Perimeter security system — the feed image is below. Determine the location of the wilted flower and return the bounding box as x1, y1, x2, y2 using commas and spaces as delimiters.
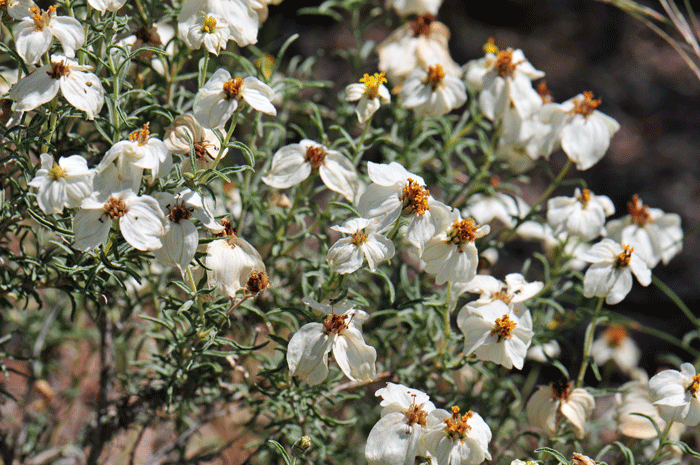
590, 325, 640, 375
262, 140, 359, 202
606, 194, 683, 268
526, 379, 595, 439
29, 153, 94, 215
457, 300, 533, 370
164, 113, 225, 170
452, 273, 542, 314
580, 239, 651, 305
10, 55, 104, 120
287, 297, 376, 385
649, 362, 700, 426
206, 229, 266, 298
326, 218, 395, 274
366, 383, 435, 465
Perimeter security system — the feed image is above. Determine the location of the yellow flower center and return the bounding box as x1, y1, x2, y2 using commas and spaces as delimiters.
447, 218, 480, 247
31, 5, 56, 31
425, 64, 445, 90
47, 60, 70, 80
405, 396, 428, 426
495, 50, 521, 77
571, 91, 601, 117
444, 406, 473, 440
603, 324, 628, 348
402, 178, 430, 216
49, 163, 66, 181
483, 37, 498, 55
359, 72, 387, 99
304, 145, 326, 168
577, 188, 591, 207
492, 290, 512, 305
627, 194, 653, 226
323, 313, 349, 334
351, 231, 368, 245
201, 15, 217, 33
223, 77, 244, 100
491, 314, 516, 341
688, 374, 700, 396
104, 197, 127, 220
128, 123, 150, 146
615, 244, 634, 268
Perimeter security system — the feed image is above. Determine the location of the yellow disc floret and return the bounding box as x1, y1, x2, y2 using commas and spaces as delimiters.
615, 244, 634, 268
351, 231, 368, 245
360, 72, 387, 99
402, 178, 430, 216
577, 188, 591, 206
425, 64, 445, 90
483, 38, 498, 55
129, 123, 150, 146
571, 91, 601, 117
491, 314, 516, 341
223, 77, 244, 100
444, 406, 473, 440
202, 15, 217, 34
688, 374, 700, 396
447, 218, 479, 246
49, 163, 67, 181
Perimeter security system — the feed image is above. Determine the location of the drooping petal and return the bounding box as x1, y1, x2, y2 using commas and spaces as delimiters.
9, 65, 60, 111
50, 16, 85, 58
319, 152, 359, 202
286, 323, 333, 385
262, 144, 311, 189
59, 70, 104, 120
73, 208, 111, 251
365, 413, 422, 465
119, 195, 166, 251
333, 325, 376, 382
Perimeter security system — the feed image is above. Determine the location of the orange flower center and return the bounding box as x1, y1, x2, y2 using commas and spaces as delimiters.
129, 123, 150, 146
323, 313, 349, 334
577, 188, 591, 207
627, 194, 653, 226
444, 406, 473, 440
495, 50, 521, 77
425, 64, 445, 90
49, 163, 66, 181
405, 397, 428, 426
402, 178, 430, 216
492, 290, 512, 305
31, 5, 56, 31
537, 80, 554, 103
688, 374, 700, 396
351, 231, 368, 245
571, 91, 601, 117
615, 244, 634, 268
491, 314, 516, 341
551, 378, 571, 401
447, 218, 479, 246
223, 77, 244, 100
104, 197, 127, 220
47, 60, 70, 80
305, 145, 326, 168
603, 324, 628, 348
409, 14, 434, 37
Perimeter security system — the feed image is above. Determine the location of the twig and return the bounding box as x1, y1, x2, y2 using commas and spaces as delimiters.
86, 312, 114, 465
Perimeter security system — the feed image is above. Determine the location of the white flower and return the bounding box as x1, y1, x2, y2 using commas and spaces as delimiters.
526, 380, 595, 439
73, 168, 166, 252
547, 188, 615, 241
543, 92, 620, 170
28, 153, 94, 215
88, 0, 127, 12
516, 221, 591, 271
14, 4, 84, 64
457, 300, 533, 370
527, 340, 561, 363
366, 383, 435, 465
605, 194, 683, 268
580, 239, 651, 305
96, 123, 172, 184
452, 273, 542, 313
400, 64, 466, 117
327, 218, 395, 274
184, 13, 231, 55
422, 406, 492, 465
616, 374, 671, 439
1, 0, 34, 20
346, 72, 391, 123
111, 22, 175, 77
178, 0, 260, 48
262, 140, 359, 202
386, 0, 442, 16
206, 232, 266, 298
9, 55, 104, 120
377, 16, 461, 85
358, 161, 438, 252
463, 191, 529, 229
590, 325, 640, 375
153, 189, 224, 271
193, 68, 275, 129
476, 46, 545, 122
164, 113, 225, 170
422, 205, 490, 285
494, 106, 555, 173
287, 297, 376, 385
649, 363, 700, 426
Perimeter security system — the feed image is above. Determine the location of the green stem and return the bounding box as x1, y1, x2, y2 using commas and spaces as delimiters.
352, 116, 373, 166
207, 112, 239, 174
186, 266, 204, 320
439, 282, 453, 355
648, 420, 674, 463
576, 296, 604, 388
198, 53, 210, 88
652, 274, 700, 328
41, 98, 59, 153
